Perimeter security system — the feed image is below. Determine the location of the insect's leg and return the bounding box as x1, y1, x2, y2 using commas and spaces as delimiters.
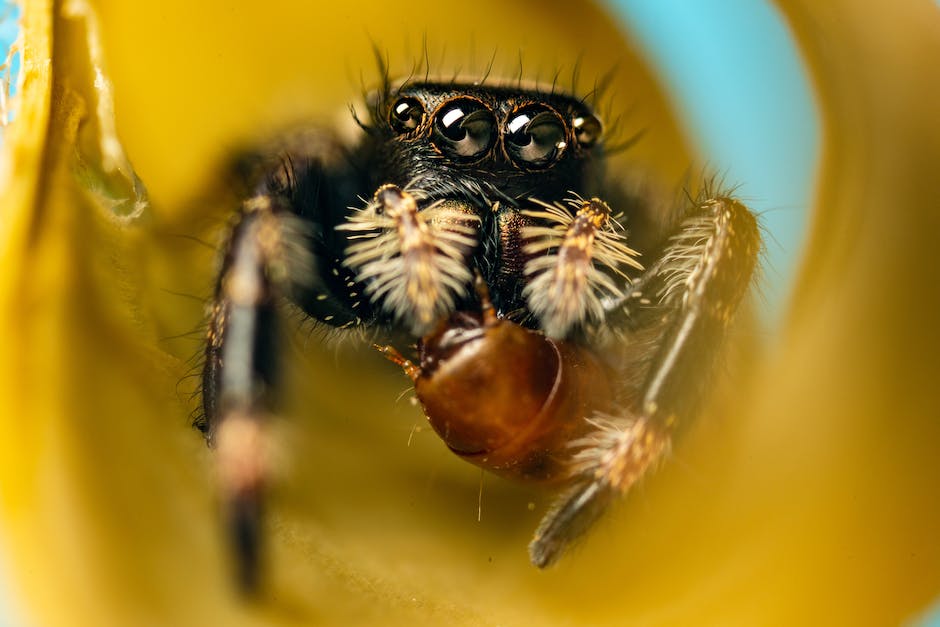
529, 194, 761, 567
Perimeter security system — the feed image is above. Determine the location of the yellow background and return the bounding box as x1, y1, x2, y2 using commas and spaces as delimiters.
0, 1, 938, 625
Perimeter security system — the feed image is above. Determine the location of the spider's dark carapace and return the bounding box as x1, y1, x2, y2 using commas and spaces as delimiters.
198, 77, 761, 591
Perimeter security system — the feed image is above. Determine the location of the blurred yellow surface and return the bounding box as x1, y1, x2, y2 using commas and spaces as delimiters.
0, 0, 938, 626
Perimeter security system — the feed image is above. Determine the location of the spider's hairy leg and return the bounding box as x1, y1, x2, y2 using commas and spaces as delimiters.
529, 193, 761, 568
201, 192, 299, 593
200, 138, 361, 592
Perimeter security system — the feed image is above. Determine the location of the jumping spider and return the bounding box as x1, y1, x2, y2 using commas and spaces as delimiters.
197, 73, 760, 591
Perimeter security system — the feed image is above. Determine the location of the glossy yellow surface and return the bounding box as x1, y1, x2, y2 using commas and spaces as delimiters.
0, 1, 938, 625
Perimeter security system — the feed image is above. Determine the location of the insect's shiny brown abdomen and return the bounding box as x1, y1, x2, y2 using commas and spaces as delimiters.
415, 313, 616, 482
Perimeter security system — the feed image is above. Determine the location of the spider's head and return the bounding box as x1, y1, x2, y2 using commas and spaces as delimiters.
339, 82, 616, 336
364, 82, 604, 209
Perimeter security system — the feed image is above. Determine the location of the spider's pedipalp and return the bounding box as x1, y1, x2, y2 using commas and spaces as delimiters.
521, 197, 643, 338
338, 185, 481, 334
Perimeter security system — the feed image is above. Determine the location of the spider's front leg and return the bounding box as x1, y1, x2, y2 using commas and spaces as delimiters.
529, 192, 761, 567
199, 143, 361, 592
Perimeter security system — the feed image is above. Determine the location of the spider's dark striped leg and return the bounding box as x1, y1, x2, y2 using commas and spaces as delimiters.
200, 147, 360, 592
529, 193, 761, 567
202, 196, 286, 593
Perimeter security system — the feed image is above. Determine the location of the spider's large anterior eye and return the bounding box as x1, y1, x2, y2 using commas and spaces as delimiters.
389, 96, 425, 134
573, 113, 602, 149
505, 106, 567, 168
432, 98, 496, 162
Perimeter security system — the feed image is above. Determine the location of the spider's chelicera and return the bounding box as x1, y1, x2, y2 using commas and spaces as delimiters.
197, 77, 760, 591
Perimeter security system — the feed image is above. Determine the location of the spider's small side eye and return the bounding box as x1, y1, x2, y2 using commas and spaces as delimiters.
573, 114, 602, 149
389, 97, 425, 134
505, 105, 567, 168
432, 98, 496, 162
